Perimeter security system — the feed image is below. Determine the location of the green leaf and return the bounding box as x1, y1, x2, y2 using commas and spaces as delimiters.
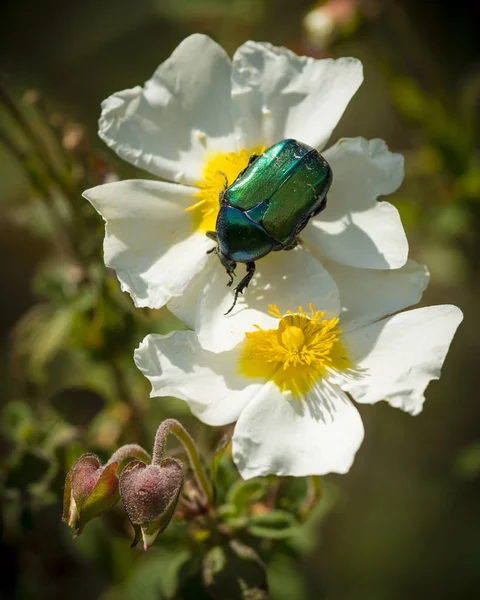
123, 546, 191, 600
267, 554, 308, 600
226, 478, 268, 514
248, 510, 298, 540
202, 540, 268, 600
1, 400, 35, 442
13, 303, 75, 383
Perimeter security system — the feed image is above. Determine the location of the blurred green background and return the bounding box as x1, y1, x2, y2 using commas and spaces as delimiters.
0, 0, 479, 598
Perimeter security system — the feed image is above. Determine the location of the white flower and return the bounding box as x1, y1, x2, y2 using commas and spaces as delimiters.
134, 270, 462, 478
83, 34, 409, 351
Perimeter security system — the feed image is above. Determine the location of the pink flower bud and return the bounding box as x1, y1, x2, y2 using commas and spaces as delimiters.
119, 458, 183, 550
62, 453, 120, 536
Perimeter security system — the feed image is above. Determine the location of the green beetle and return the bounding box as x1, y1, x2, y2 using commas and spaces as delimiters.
207, 139, 332, 314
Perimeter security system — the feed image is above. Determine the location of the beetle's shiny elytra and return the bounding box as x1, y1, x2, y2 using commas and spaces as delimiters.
206, 139, 332, 314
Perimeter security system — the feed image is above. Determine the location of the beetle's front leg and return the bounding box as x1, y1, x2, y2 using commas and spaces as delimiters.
225, 262, 256, 315
217, 172, 229, 204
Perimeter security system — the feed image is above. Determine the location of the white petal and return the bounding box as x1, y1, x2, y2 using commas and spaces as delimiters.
83, 180, 211, 308
343, 305, 463, 415
325, 259, 430, 331
302, 138, 408, 269
99, 34, 236, 185
232, 380, 364, 478
231, 41, 363, 149
134, 331, 261, 426
194, 246, 340, 352
167, 269, 208, 330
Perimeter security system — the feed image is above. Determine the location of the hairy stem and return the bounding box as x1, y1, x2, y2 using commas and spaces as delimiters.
107, 443, 151, 466
153, 419, 213, 506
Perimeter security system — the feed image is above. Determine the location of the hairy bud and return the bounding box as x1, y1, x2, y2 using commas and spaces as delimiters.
62, 453, 120, 536
119, 458, 183, 550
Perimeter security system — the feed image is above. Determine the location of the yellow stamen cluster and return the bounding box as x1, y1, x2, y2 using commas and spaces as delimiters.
240, 304, 351, 396
186, 146, 265, 232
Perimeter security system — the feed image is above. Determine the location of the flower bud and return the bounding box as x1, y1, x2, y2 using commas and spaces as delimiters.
119, 458, 183, 550
62, 453, 120, 536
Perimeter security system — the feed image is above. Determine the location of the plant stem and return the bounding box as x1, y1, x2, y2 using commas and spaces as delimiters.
297, 476, 322, 521
0, 86, 74, 199
0, 126, 81, 263
107, 443, 151, 466
153, 419, 214, 507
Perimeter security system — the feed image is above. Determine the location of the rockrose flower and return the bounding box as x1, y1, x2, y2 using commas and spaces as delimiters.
134, 275, 462, 478
83, 34, 408, 351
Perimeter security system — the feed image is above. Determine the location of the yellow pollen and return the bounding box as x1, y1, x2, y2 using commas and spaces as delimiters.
281, 326, 305, 352
239, 303, 351, 397
187, 146, 266, 232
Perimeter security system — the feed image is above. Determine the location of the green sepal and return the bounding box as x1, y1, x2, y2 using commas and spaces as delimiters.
76, 461, 120, 533
140, 487, 180, 551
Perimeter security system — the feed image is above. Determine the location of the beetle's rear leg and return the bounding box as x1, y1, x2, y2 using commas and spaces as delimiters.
225, 262, 256, 315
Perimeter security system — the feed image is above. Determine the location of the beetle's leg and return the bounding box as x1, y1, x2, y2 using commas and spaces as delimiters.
217, 171, 229, 204
225, 262, 256, 315
226, 269, 236, 287
205, 231, 218, 254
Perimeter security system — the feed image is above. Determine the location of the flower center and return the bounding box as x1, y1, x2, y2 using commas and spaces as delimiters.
187, 146, 266, 232
239, 304, 351, 396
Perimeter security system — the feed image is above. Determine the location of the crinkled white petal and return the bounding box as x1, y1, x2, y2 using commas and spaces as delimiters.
231, 41, 363, 149
343, 305, 463, 415
324, 259, 430, 331
232, 380, 364, 478
193, 246, 340, 352
167, 268, 209, 330
134, 331, 262, 426
83, 179, 211, 308
99, 34, 237, 185
302, 137, 408, 269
